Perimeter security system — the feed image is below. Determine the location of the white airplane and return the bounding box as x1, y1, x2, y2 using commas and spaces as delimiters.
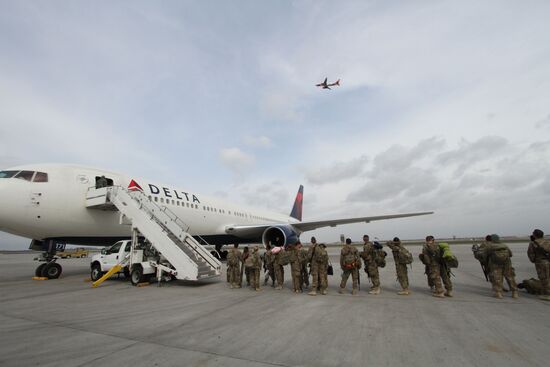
0, 163, 433, 278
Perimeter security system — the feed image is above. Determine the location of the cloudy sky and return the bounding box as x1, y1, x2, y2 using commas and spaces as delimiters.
1, 1, 550, 249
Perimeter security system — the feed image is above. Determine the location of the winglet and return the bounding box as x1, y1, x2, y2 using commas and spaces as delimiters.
290, 185, 304, 221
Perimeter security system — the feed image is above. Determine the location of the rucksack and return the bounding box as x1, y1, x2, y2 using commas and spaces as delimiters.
227, 250, 238, 267
491, 249, 510, 265
316, 247, 328, 264
244, 254, 255, 269
278, 251, 290, 266
397, 247, 413, 265
439, 243, 458, 268
343, 250, 357, 270
374, 249, 387, 268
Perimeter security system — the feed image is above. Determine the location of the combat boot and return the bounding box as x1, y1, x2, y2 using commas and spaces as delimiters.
321, 289, 327, 295
308, 290, 317, 296
275, 285, 283, 290
432, 292, 445, 298
512, 290, 519, 299
368, 287, 380, 295
230, 284, 234, 289
494, 291, 503, 299
444, 290, 453, 297
338, 287, 345, 294
352, 289, 358, 295
397, 289, 410, 296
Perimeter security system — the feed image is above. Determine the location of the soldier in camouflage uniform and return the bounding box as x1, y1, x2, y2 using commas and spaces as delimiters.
527, 229, 550, 301
289, 243, 303, 293
250, 245, 262, 291
387, 237, 411, 295
422, 235, 450, 298
263, 244, 275, 287
361, 235, 381, 295
339, 238, 361, 295
273, 247, 285, 290
307, 237, 321, 295
227, 244, 242, 289
308, 243, 329, 296
477, 234, 518, 299
298, 242, 310, 290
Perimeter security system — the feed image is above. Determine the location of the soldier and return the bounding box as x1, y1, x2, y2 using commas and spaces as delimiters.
339, 238, 361, 295
527, 229, 550, 301
477, 234, 518, 299
473, 235, 495, 284
241, 247, 250, 287
250, 245, 262, 291
298, 242, 310, 290
227, 244, 242, 289
96, 175, 108, 189
309, 243, 330, 296
289, 243, 302, 293
307, 237, 321, 295
518, 278, 544, 295
361, 235, 381, 295
422, 235, 452, 298
387, 237, 411, 295
263, 244, 275, 287
273, 246, 285, 290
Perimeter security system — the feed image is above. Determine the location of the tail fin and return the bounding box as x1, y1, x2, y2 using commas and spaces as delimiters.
290, 185, 304, 221
335, 79, 340, 86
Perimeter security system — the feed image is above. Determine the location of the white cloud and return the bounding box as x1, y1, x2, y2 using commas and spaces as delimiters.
243, 135, 273, 148
219, 148, 255, 175
305, 155, 369, 185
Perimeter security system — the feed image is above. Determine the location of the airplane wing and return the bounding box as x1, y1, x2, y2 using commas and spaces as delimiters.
291, 211, 433, 232
225, 211, 433, 239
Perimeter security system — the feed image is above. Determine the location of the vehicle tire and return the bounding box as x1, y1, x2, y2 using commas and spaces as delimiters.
42, 263, 62, 279
67, 255, 71, 259
130, 267, 144, 286
81, 254, 87, 258
35, 263, 47, 277
90, 263, 103, 281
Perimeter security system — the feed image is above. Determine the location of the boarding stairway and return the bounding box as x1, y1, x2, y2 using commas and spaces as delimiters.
86, 186, 221, 281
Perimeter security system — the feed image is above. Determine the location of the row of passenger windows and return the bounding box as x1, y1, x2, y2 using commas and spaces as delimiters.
0, 170, 48, 182
146, 194, 271, 221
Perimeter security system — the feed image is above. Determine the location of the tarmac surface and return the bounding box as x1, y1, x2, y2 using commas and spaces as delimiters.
0, 243, 549, 367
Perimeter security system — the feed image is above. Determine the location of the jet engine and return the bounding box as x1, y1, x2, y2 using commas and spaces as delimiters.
262, 225, 299, 247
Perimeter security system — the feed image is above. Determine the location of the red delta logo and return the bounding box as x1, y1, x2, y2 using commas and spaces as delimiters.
128, 179, 143, 192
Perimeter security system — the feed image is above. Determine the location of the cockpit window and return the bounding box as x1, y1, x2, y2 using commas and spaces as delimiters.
33, 172, 48, 182
0, 171, 19, 178
14, 170, 35, 181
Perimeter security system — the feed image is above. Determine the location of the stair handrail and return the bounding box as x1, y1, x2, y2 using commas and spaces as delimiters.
97, 186, 220, 270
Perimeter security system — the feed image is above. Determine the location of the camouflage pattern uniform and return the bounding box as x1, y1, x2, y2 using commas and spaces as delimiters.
422, 240, 445, 297
308, 242, 321, 293
473, 240, 495, 284
273, 249, 285, 290
387, 239, 410, 295
527, 235, 550, 301
339, 242, 361, 295
361, 240, 381, 294
263, 248, 275, 287
479, 238, 517, 299
299, 246, 310, 289
289, 245, 302, 292
227, 247, 242, 289
250, 246, 262, 291
518, 278, 543, 295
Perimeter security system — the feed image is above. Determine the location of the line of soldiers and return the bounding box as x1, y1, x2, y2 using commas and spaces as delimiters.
225, 228, 550, 301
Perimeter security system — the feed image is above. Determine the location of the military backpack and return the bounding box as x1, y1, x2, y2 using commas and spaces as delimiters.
491, 249, 510, 265
227, 250, 239, 267
396, 247, 413, 265
244, 254, 255, 269
374, 249, 387, 268
278, 250, 290, 266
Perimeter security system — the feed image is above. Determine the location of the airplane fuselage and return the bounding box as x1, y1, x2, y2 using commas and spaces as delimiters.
0, 164, 297, 247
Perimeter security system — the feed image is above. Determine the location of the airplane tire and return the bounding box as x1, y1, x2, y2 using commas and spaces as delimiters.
130, 267, 144, 286
42, 263, 62, 279
90, 263, 103, 281
35, 263, 47, 277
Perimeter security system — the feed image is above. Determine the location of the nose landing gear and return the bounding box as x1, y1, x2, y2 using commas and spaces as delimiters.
31, 239, 64, 279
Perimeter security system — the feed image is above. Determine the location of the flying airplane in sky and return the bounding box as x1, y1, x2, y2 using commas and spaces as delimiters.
0, 164, 433, 278
316, 77, 341, 89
